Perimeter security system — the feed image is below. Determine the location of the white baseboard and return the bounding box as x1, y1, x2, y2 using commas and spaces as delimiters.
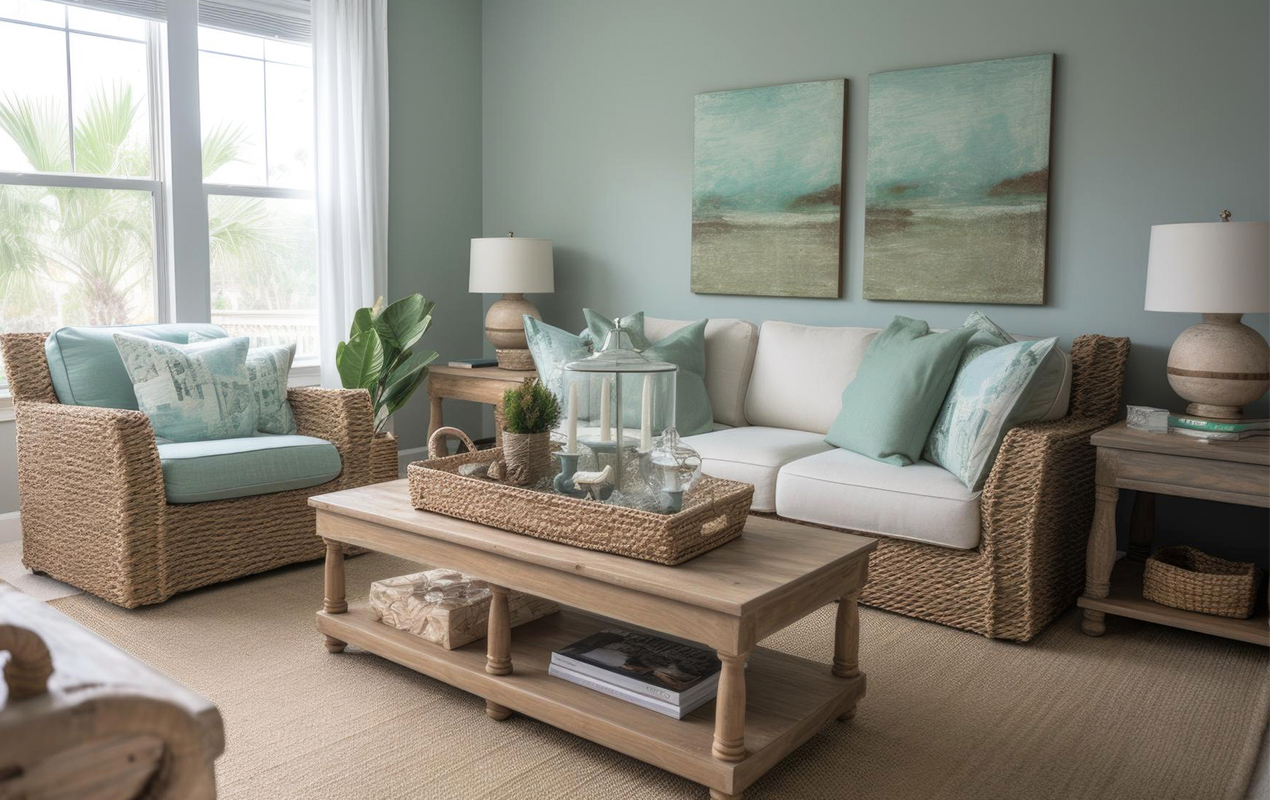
0, 511, 20, 543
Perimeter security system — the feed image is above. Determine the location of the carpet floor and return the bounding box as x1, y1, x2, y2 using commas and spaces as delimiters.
47, 552, 1269, 800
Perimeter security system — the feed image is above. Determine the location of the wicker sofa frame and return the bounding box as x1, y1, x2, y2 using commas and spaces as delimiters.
771, 334, 1131, 642
1, 332, 400, 608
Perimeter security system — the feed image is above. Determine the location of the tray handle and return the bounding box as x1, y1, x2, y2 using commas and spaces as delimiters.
0, 624, 53, 701
429, 426, 479, 460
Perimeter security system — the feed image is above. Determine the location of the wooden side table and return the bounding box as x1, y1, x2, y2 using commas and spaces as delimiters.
427, 365, 537, 447
1078, 421, 1269, 646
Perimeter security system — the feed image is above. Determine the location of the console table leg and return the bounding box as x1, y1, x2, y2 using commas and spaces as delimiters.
485, 584, 513, 676
485, 701, 512, 720
322, 539, 347, 653
709, 790, 742, 800
711, 651, 748, 762
1082, 485, 1119, 636
833, 589, 861, 721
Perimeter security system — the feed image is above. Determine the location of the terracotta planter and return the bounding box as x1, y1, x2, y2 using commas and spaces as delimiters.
370, 431, 399, 484
500, 430, 552, 485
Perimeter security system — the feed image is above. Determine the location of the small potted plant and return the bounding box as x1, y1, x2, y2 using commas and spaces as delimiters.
336, 294, 438, 482
500, 377, 560, 485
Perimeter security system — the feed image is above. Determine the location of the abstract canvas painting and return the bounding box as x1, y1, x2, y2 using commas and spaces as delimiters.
864, 54, 1053, 304
692, 79, 845, 298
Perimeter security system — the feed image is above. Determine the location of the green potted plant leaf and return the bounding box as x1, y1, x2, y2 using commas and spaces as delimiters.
499, 377, 560, 485
336, 294, 438, 481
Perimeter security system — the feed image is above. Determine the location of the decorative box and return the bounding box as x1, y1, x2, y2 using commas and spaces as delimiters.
369, 569, 560, 649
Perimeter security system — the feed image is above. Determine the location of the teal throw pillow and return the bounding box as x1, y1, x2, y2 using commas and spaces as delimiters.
581, 309, 651, 350
924, 336, 1059, 490
523, 316, 594, 402
189, 333, 297, 435
113, 333, 258, 442
824, 316, 977, 466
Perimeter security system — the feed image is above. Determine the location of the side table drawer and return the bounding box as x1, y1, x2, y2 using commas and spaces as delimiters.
1099, 447, 1270, 508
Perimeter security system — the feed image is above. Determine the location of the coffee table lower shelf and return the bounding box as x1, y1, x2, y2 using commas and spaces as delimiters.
317, 606, 865, 798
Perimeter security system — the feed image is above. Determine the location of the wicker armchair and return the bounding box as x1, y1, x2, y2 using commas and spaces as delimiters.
1, 332, 400, 608
782, 334, 1132, 642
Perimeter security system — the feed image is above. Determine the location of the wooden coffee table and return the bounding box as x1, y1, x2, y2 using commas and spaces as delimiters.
311, 480, 875, 800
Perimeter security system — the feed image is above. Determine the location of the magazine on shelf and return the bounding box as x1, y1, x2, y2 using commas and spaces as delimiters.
551, 628, 721, 706
447, 358, 499, 369
1171, 427, 1268, 442
547, 663, 714, 719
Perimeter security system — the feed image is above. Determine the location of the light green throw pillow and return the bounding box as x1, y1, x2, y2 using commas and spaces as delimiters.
582, 309, 651, 350
113, 333, 258, 442
189, 333, 296, 435
824, 316, 977, 466
523, 316, 595, 402
924, 336, 1059, 490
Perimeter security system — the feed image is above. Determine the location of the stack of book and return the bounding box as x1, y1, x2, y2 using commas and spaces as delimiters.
549, 628, 721, 719
1167, 415, 1269, 442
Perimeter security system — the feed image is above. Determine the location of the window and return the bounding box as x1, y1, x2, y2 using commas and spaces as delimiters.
200, 25, 317, 361
0, 0, 163, 382
0, 0, 317, 390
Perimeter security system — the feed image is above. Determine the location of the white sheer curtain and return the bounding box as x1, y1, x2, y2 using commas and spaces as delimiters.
313, 0, 389, 388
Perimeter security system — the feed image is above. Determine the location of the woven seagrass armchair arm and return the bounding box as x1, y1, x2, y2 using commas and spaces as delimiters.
976, 333, 1130, 639
288, 387, 375, 482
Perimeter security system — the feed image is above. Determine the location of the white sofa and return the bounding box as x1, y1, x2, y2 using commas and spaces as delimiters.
643, 316, 1130, 641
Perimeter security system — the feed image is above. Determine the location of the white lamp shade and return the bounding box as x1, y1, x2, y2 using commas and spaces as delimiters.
469, 236, 554, 294
1145, 221, 1269, 313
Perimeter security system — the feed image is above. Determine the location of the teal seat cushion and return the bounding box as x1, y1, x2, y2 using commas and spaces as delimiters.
157, 435, 342, 504
46, 323, 228, 409
825, 316, 978, 466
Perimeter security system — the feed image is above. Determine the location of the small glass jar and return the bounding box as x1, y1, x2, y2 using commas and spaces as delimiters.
641, 427, 703, 512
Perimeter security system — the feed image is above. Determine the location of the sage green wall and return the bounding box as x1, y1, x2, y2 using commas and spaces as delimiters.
388, 0, 485, 454
481, 0, 1269, 563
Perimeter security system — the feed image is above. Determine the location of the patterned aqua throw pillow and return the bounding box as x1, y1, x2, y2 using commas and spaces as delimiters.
924, 334, 1059, 491
113, 333, 258, 442
189, 333, 296, 434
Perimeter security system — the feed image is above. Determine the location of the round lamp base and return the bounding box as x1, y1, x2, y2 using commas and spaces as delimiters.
1166, 313, 1269, 420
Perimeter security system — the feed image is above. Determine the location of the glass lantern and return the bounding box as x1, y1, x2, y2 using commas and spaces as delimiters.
641, 428, 703, 512
554, 319, 677, 505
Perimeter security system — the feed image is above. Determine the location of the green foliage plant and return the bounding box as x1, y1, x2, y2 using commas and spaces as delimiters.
335, 294, 438, 432
502, 377, 561, 435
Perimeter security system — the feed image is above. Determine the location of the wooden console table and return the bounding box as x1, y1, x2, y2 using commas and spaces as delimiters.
427, 365, 536, 447
1079, 422, 1269, 645
311, 480, 875, 800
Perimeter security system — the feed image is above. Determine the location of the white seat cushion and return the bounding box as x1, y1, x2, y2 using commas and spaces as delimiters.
645, 317, 759, 428
683, 427, 833, 512
744, 321, 879, 434
775, 449, 982, 550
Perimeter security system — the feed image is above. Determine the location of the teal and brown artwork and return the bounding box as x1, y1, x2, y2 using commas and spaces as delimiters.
864, 54, 1054, 305
692, 79, 845, 298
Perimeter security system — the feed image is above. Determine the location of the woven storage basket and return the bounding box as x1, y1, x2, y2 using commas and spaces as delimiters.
408, 427, 754, 566
1143, 546, 1261, 619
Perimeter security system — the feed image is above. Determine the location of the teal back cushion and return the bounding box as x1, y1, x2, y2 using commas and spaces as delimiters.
46, 323, 228, 409
824, 316, 977, 466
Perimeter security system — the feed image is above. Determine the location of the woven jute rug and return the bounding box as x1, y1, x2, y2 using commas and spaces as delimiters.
48, 552, 1269, 800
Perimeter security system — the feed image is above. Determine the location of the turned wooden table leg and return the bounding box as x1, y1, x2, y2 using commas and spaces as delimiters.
322, 540, 347, 653
709, 790, 742, 800
428, 393, 443, 442
711, 651, 748, 763
494, 405, 506, 448
833, 589, 861, 721
1082, 485, 1120, 636
1127, 491, 1155, 563
485, 584, 513, 720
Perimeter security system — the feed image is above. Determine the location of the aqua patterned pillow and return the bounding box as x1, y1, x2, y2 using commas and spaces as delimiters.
189, 333, 296, 435
924, 336, 1059, 490
113, 333, 258, 442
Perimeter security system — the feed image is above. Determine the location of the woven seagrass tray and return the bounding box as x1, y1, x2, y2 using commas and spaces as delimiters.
1143, 546, 1261, 619
407, 427, 754, 566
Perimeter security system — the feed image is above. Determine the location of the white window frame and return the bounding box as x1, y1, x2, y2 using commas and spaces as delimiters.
0, 0, 320, 403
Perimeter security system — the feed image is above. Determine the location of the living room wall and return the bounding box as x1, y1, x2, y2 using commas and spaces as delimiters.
481, 0, 1269, 561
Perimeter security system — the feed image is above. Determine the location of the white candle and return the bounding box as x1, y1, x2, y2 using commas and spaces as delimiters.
566, 382, 578, 454
640, 375, 652, 451
599, 377, 611, 443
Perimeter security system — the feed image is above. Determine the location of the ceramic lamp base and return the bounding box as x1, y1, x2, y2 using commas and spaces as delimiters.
1166, 313, 1270, 420
485, 293, 541, 371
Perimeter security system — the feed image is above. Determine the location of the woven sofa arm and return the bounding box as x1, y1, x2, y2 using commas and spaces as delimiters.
288, 387, 375, 481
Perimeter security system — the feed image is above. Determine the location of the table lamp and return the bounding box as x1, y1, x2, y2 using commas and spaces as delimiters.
469, 233, 554, 370
1145, 213, 1269, 419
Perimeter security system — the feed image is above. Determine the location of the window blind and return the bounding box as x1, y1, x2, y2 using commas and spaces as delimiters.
56, 0, 311, 42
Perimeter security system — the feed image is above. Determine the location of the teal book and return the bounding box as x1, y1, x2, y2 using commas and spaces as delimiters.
1168, 416, 1269, 433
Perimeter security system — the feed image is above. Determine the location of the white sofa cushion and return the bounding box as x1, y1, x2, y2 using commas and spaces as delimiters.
646, 317, 758, 428
683, 426, 833, 513
744, 322, 879, 434
775, 448, 982, 550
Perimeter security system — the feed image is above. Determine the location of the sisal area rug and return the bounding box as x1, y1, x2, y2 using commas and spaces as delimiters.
48, 553, 1268, 800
